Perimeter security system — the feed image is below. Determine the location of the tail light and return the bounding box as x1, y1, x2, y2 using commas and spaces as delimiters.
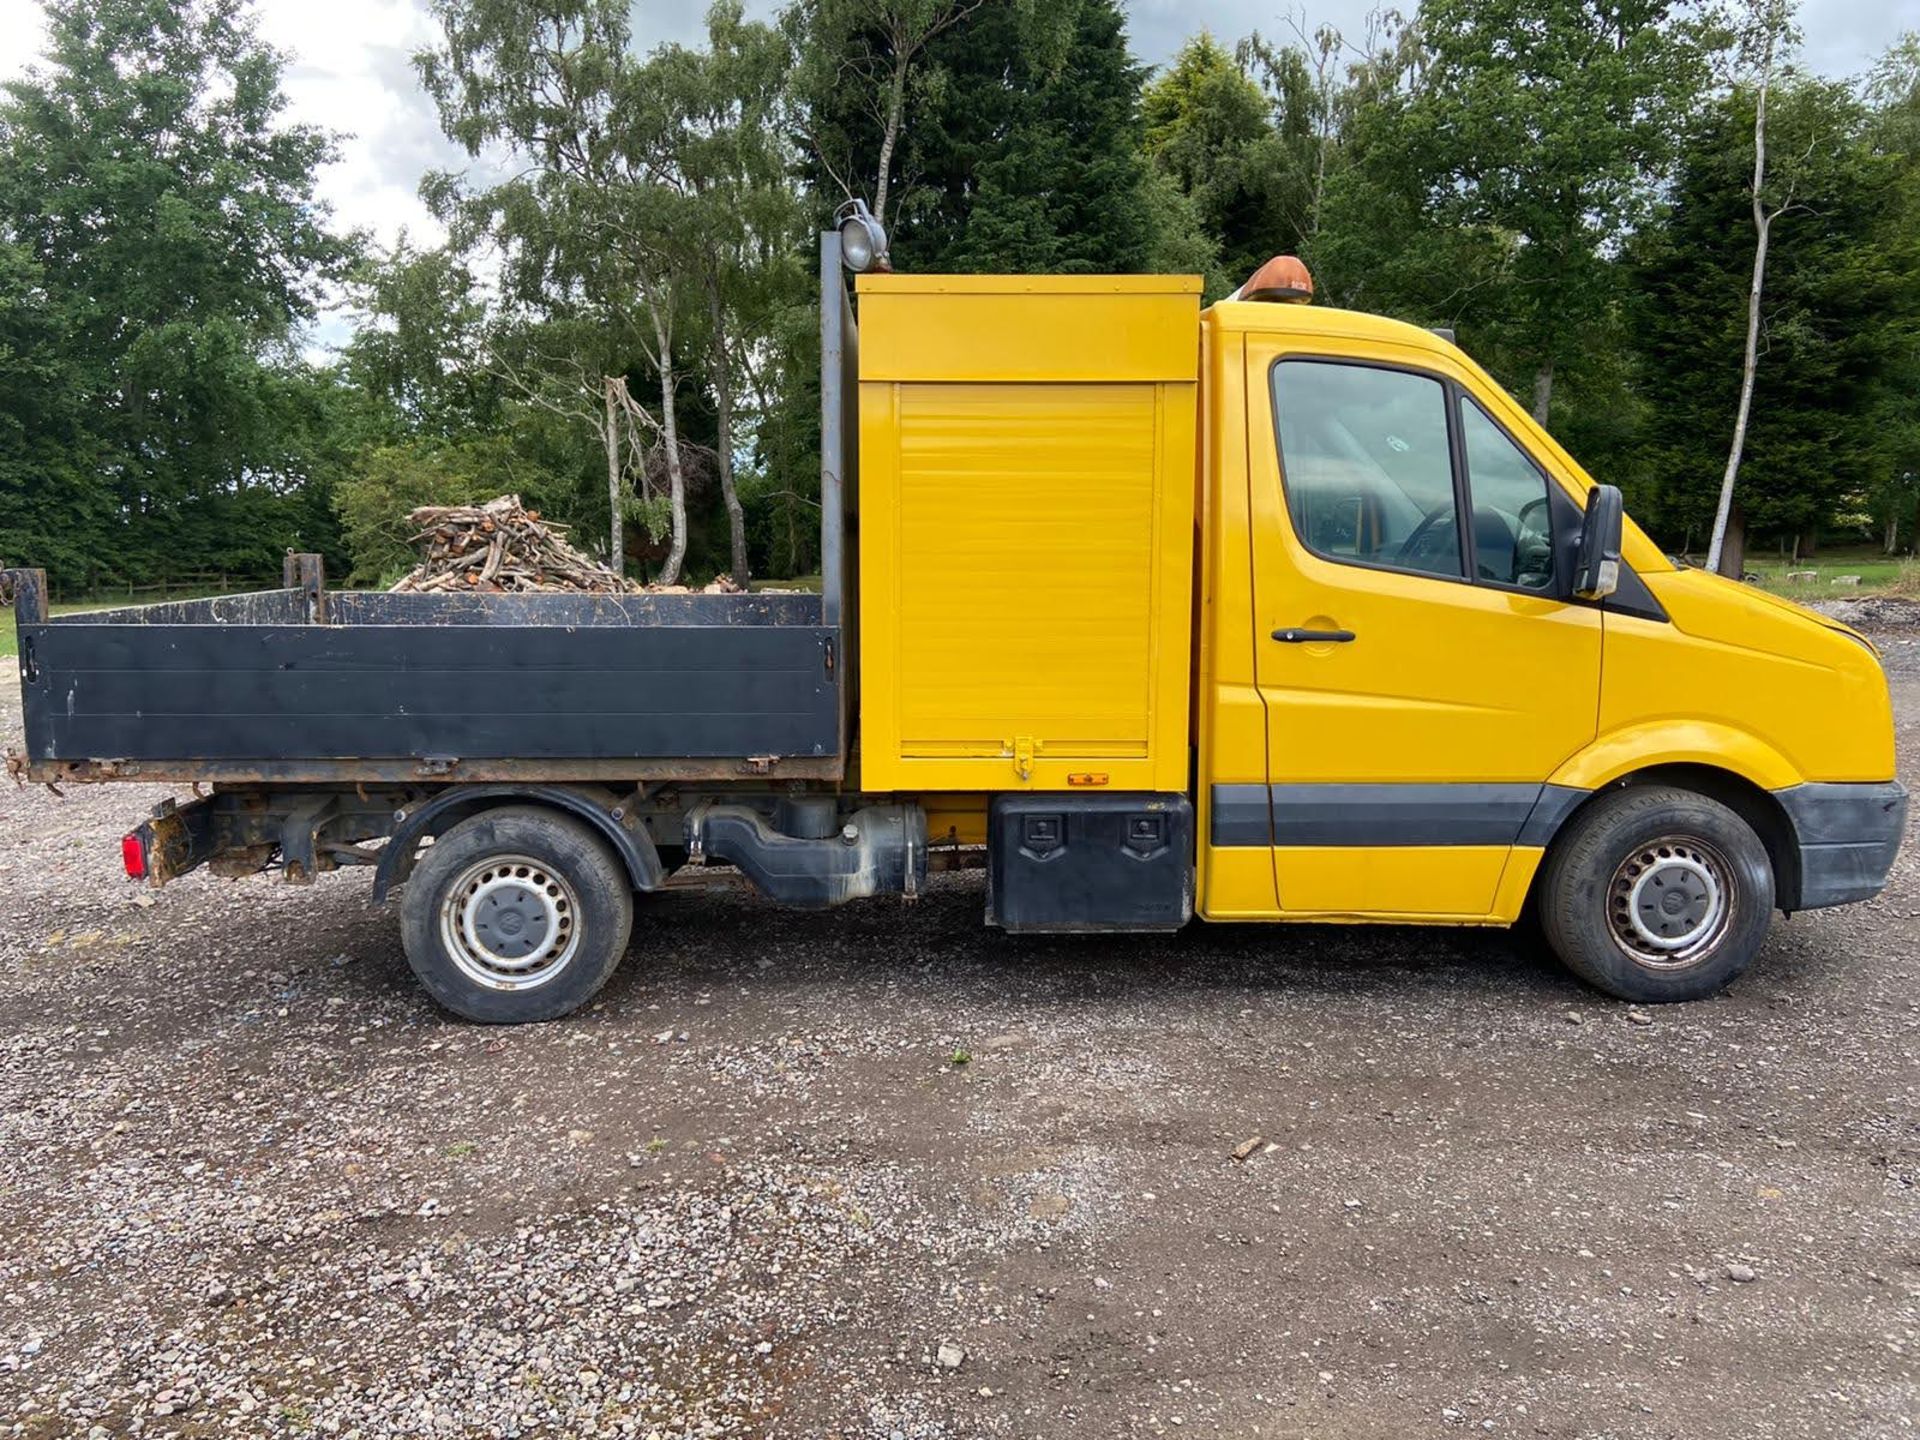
121, 832, 149, 881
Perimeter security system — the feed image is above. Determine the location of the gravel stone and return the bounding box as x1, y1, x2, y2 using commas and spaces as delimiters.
2, 649, 1918, 1437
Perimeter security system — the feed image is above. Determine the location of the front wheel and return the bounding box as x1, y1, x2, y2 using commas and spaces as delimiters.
1539, 785, 1774, 1003
400, 806, 634, 1022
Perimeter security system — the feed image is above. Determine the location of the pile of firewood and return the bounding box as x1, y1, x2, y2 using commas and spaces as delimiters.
389, 495, 638, 594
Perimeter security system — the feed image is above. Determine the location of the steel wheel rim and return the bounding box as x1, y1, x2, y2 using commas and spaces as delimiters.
439, 854, 580, 992
1606, 835, 1733, 970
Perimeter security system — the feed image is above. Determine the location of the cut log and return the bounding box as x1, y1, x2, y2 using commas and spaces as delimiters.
389, 495, 640, 595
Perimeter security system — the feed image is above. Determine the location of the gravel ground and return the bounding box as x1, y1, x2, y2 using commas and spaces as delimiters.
1, 627, 1917, 1440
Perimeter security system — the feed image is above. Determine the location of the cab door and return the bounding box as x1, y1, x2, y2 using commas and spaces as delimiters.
1241, 340, 1601, 918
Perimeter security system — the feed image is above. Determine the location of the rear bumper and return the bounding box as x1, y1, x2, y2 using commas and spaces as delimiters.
1776, 781, 1908, 911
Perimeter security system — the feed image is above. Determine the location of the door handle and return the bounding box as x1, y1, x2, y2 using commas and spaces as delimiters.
1271, 627, 1356, 644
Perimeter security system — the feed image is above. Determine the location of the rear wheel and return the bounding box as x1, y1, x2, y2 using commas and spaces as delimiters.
400, 806, 634, 1022
1539, 785, 1774, 1003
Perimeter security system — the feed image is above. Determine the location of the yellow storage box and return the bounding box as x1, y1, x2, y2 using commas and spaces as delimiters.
855, 274, 1202, 793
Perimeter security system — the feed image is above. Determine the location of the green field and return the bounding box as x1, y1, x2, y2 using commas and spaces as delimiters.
0, 600, 118, 660
1742, 546, 1913, 599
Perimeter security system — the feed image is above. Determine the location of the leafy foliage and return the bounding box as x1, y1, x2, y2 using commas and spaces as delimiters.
0, 0, 352, 589
1, 0, 1917, 589
1143, 34, 1309, 294
1632, 78, 1920, 547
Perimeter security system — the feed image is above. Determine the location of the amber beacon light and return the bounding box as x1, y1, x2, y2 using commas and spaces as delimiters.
1235, 254, 1314, 304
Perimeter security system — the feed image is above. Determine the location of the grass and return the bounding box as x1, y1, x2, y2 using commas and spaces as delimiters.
1741, 545, 1915, 600
0, 600, 136, 660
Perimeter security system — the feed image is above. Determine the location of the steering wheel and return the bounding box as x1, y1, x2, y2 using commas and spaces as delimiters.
1510, 496, 1553, 585
1397, 504, 1457, 566
1515, 495, 1550, 539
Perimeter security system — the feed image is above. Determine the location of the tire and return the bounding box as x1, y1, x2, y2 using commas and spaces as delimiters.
399, 806, 635, 1023
1538, 785, 1774, 1004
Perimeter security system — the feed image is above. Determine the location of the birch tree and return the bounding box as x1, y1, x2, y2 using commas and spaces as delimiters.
787, 0, 987, 227
419, 0, 699, 582
649, 5, 802, 584
1629, 73, 1900, 562
1706, 0, 1798, 577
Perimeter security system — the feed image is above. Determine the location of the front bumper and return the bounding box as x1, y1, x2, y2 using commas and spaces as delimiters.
1775, 781, 1909, 911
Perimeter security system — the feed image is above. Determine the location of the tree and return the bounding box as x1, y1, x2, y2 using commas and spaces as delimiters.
946, 0, 1184, 274
1364, 0, 1719, 423
0, 238, 114, 586
1240, 16, 1378, 244
1862, 32, 1920, 553
420, 0, 709, 584
340, 241, 500, 442
1300, 12, 1519, 337
0, 0, 351, 588
1143, 33, 1309, 292
810, 0, 1198, 277
1632, 78, 1913, 563
1706, 0, 1797, 577
655, 4, 804, 584
787, 0, 986, 230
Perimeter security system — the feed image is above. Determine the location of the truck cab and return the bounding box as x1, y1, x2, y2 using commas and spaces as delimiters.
1192, 288, 1902, 988
5, 236, 1904, 1022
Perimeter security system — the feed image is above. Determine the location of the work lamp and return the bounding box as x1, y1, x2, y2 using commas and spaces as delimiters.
836, 199, 889, 273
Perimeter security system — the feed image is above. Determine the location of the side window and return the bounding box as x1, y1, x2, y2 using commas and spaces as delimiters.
1458, 400, 1555, 591
1271, 361, 1462, 581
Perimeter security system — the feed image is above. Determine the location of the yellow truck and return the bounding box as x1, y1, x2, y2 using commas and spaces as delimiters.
4, 221, 1904, 1022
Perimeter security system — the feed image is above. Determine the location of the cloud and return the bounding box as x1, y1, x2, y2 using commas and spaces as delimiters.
251, 0, 459, 247
1120, 0, 1912, 78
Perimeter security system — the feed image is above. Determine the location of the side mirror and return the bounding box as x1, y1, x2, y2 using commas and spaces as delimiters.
1574, 484, 1624, 600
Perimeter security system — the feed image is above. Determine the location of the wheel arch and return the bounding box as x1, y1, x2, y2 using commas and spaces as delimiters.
1532, 763, 1798, 911
372, 785, 665, 903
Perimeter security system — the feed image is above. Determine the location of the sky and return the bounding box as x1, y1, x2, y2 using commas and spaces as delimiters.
0, 0, 1913, 268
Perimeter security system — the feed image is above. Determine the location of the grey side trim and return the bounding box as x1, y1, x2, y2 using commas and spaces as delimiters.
1516, 784, 1588, 847
1211, 784, 1273, 846
1775, 781, 1908, 910
1211, 782, 1555, 847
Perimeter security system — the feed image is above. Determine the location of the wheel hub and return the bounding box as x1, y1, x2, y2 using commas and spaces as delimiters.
475, 881, 546, 954
1607, 838, 1732, 970
439, 856, 579, 991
